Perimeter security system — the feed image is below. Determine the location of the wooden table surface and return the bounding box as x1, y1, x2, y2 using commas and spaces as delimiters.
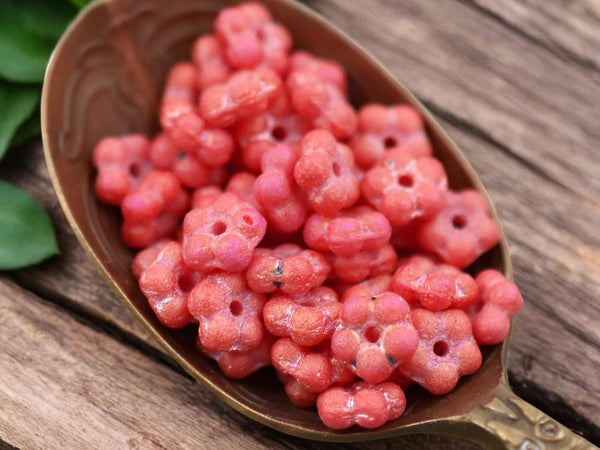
1, 0, 599, 448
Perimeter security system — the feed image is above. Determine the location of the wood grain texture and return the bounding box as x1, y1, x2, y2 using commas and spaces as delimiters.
1, 0, 599, 447
467, 0, 600, 70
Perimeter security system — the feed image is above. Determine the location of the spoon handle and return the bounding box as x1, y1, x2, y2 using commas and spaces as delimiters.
458, 382, 596, 449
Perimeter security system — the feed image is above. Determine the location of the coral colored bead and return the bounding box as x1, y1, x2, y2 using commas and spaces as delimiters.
121, 171, 190, 248
263, 286, 340, 346
317, 381, 406, 430
331, 244, 398, 284
149, 133, 213, 189
199, 66, 283, 128
286, 70, 357, 140
233, 93, 310, 173
215, 1, 292, 74
303, 206, 392, 257
361, 149, 447, 226
191, 185, 222, 209
93, 134, 153, 205
199, 332, 276, 379
350, 103, 431, 169
289, 50, 347, 94
245, 243, 330, 295
272, 338, 353, 395
131, 239, 171, 280
331, 288, 418, 384
159, 63, 203, 146
391, 254, 479, 311
271, 338, 333, 393
294, 129, 360, 216
189, 271, 266, 352
191, 34, 231, 89
467, 269, 523, 346
139, 241, 203, 328
254, 144, 310, 233
277, 373, 319, 407
225, 171, 260, 208
182, 192, 267, 272
400, 308, 482, 395
417, 190, 501, 268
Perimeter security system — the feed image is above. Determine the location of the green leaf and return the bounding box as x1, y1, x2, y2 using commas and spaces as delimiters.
0, 81, 40, 161
9, 110, 42, 148
70, 0, 93, 10
0, 180, 59, 270
0, 2, 63, 83
13, 0, 78, 41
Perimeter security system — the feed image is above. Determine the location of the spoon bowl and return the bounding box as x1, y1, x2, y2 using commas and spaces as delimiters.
42, 1, 593, 448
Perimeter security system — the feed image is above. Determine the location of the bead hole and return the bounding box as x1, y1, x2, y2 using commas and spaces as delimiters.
433, 340, 449, 357
271, 126, 287, 141
452, 215, 467, 229
178, 273, 197, 294
332, 162, 341, 177
129, 163, 140, 177
398, 174, 414, 187
384, 137, 397, 148
212, 221, 227, 235
230, 301, 243, 316
365, 327, 380, 343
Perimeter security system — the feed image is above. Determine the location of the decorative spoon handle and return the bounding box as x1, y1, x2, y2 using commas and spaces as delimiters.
460, 382, 596, 449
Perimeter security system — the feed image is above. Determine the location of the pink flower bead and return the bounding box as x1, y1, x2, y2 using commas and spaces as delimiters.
467, 269, 523, 346
191, 34, 231, 90
400, 308, 482, 395
215, 1, 292, 74
254, 143, 310, 233
286, 70, 357, 140
293, 129, 360, 216
149, 133, 213, 189
303, 205, 392, 257
391, 254, 479, 311
245, 243, 330, 295
93, 134, 152, 205
331, 244, 398, 284
159, 62, 204, 148
139, 241, 204, 328
263, 286, 340, 346
121, 171, 190, 248
199, 66, 283, 128
182, 192, 267, 272
417, 190, 501, 268
233, 93, 310, 173
317, 381, 406, 430
350, 103, 431, 169
199, 332, 276, 379
331, 288, 418, 384
361, 148, 447, 226
131, 239, 171, 280
289, 50, 347, 93
189, 271, 266, 352
271, 337, 353, 394
191, 185, 222, 209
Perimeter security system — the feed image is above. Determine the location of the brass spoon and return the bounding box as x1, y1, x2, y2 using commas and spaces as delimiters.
41, 0, 595, 448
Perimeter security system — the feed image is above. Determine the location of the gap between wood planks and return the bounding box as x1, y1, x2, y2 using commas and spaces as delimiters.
456, 0, 600, 73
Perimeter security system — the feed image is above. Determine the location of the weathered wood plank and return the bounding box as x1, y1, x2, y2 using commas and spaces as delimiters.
0, 276, 482, 449
304, 0, 600, 203
467, 0, 600, 71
